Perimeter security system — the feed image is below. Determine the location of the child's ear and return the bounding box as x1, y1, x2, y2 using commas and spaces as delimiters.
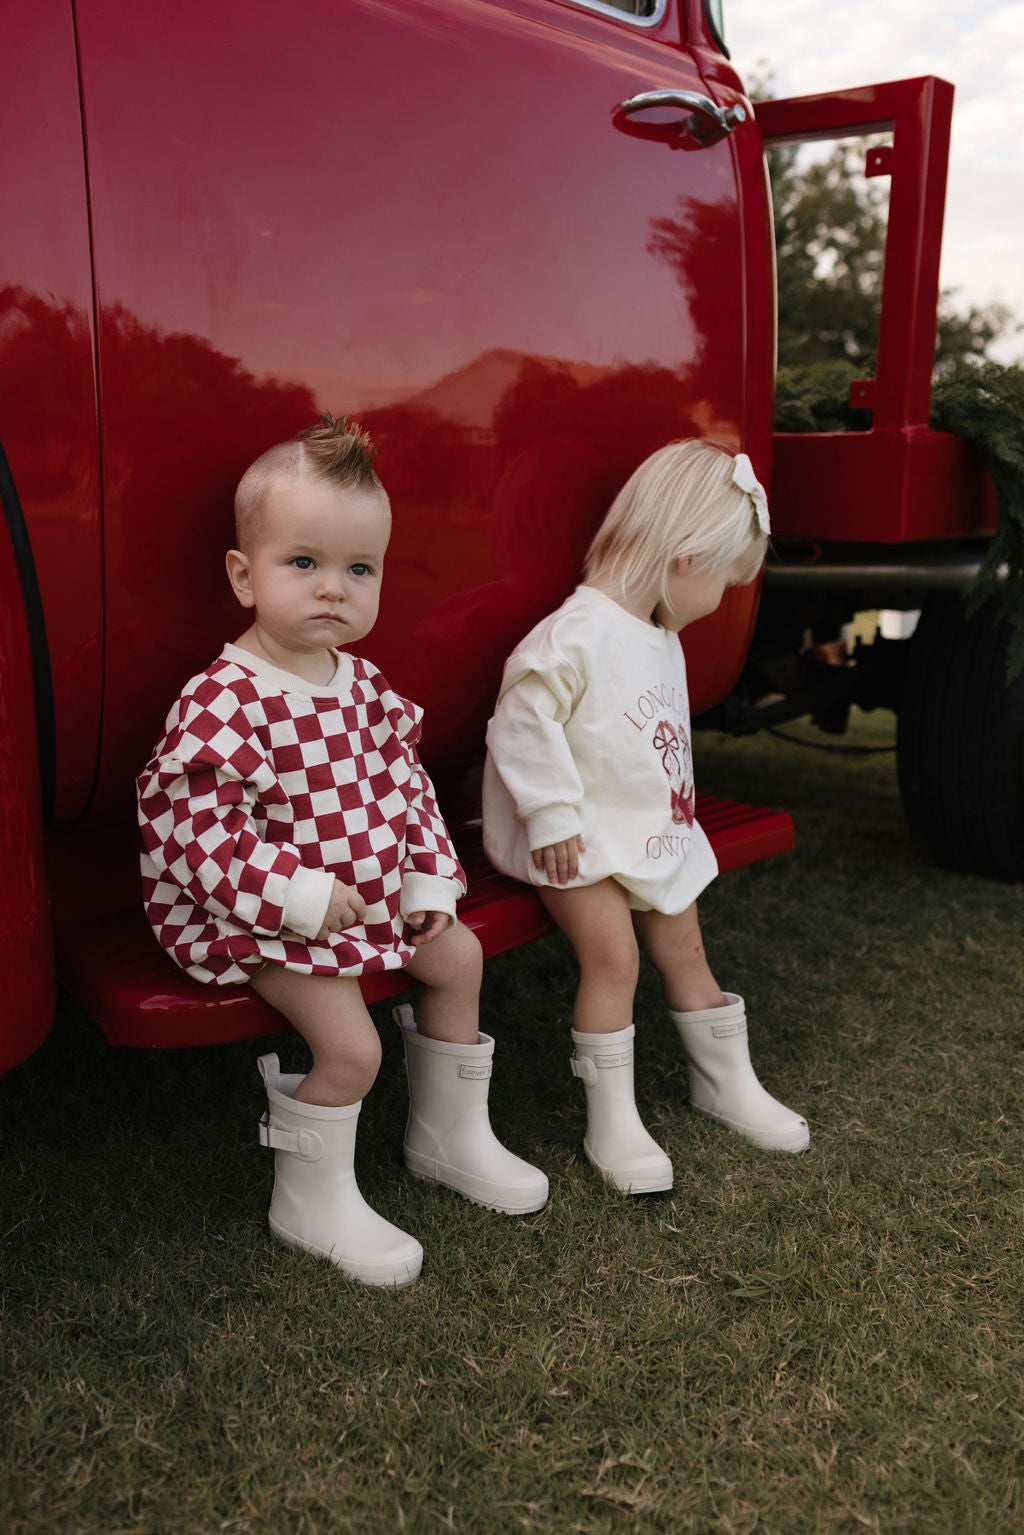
672, 555, 691, 575
225, 548, 255, 608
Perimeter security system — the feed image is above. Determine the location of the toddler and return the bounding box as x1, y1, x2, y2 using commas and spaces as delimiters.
138, 416, 547, 1286
483, 440, 808, 1193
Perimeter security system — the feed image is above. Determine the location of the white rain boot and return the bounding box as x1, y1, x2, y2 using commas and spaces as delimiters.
670, 994, 810, 1153
395, 1004, 549, 1215
257, 1054, 423, 1287
569, 1025, 673, 1193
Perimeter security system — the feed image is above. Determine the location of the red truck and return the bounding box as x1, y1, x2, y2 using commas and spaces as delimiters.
1, 0, 1010, 1076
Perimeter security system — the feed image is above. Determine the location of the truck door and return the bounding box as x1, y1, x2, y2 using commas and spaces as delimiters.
0, 2, 102, 1067
73, 0, 769, 796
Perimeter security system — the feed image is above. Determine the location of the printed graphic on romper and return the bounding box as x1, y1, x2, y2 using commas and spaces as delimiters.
623, 683, 695, 860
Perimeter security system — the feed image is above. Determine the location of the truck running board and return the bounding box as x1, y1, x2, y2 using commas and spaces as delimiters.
47, 795, 792, 1050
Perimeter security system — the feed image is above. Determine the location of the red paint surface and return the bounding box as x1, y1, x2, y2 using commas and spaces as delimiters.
71, 0, 763, 808
0, 2, 102, 822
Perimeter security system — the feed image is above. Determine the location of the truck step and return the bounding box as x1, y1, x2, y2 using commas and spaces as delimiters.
47, 795, 792, 1050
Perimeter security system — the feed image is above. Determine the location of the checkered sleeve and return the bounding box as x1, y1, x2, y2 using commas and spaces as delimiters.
399, 744, 466, 920
138, 686, 333, 941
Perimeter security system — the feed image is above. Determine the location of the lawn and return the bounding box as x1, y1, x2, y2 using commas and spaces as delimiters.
3, 710, 1023, 1534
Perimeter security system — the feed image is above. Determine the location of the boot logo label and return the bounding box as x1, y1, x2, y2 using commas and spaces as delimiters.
460, 1064, 492, 1080
711, 1021, 747, 1039
595, 1049, 632, 1068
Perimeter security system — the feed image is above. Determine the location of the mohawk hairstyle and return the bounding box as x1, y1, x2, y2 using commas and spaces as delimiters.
299, 413, 384, 495
233, 413, 386, 552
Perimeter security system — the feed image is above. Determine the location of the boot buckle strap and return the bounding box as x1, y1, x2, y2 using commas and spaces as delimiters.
258, 1112, 324, 1161
570, 1054, 597, 1085
571, 1044, 633, 1084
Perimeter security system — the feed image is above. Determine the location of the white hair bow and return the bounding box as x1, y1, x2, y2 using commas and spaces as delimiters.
732, 453, 771, 535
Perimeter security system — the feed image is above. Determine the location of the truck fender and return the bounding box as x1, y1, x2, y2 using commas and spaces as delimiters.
0, 438, 56, 1071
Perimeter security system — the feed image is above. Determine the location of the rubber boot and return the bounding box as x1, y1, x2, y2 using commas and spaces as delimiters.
670, 993, 810, 1152
569, 1024, 673, 1193
395, 1004, 549, 1214
257, 1054, 423, 1287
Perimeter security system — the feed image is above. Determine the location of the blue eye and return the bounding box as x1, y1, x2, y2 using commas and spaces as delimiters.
349, 563, 371, 577
291, 556, 314, 570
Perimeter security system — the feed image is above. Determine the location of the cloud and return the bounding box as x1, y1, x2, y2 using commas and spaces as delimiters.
727, 0, 1024, 349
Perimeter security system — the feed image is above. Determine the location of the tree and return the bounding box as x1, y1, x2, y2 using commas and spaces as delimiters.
771, 140, 886, 369
764, 139, 1024, 678
766, 138, 1013, 378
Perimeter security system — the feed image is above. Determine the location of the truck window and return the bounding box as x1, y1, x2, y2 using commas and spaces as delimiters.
569, 0, 664, 24
570, 0, 729, 49
703, 0, 728, 54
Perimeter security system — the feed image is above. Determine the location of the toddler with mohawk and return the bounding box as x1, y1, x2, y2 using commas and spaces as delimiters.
138, 416, 546, 1287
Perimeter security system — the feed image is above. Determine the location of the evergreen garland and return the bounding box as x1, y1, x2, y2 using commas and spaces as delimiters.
774, 360, 868, 432
775, 359, 1024, 680
930, 362, 1024, 681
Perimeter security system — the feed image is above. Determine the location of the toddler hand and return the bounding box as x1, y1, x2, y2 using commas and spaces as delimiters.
532, 835, 585, 885
316, 879, 367, 940
404, 910, 447, 946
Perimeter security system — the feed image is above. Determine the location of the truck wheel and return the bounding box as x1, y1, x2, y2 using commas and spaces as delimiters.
897, 592, 1024, 880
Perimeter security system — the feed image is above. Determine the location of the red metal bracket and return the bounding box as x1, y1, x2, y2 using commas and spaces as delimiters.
755, 77, 993, 544
757, 75, 953, 432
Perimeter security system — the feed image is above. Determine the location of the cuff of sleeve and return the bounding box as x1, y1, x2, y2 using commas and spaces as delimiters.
399, 872, 459, 930
525, 804, 584, 852
282, 866, 335, 940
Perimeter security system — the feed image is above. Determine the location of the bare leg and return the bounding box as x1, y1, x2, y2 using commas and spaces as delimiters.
397, 921, 547, 1211
540, 880, 670, 1191
635, 904, 809, 1152
632, 901, 725, 1013
250, 967, 381, 1107
403, 919, 482, 1044
538, 879, 639, 1034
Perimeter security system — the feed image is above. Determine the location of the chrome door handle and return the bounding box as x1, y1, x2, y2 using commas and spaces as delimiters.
620, 89, 747, 147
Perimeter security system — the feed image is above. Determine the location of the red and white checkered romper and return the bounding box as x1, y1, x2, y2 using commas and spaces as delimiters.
137, 646, 465, 986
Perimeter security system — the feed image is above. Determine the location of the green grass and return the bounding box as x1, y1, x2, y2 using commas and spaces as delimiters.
4, 710, 1024, 1534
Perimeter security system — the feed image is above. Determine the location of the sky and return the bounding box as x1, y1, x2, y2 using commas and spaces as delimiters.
726, 0, 1024, 363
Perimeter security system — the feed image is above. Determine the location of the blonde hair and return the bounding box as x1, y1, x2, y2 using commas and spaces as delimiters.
584, 439, 767, 610
234, 414, 386, 550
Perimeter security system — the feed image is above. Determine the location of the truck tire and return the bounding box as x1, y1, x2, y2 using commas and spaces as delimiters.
897, 591, 1024, 880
